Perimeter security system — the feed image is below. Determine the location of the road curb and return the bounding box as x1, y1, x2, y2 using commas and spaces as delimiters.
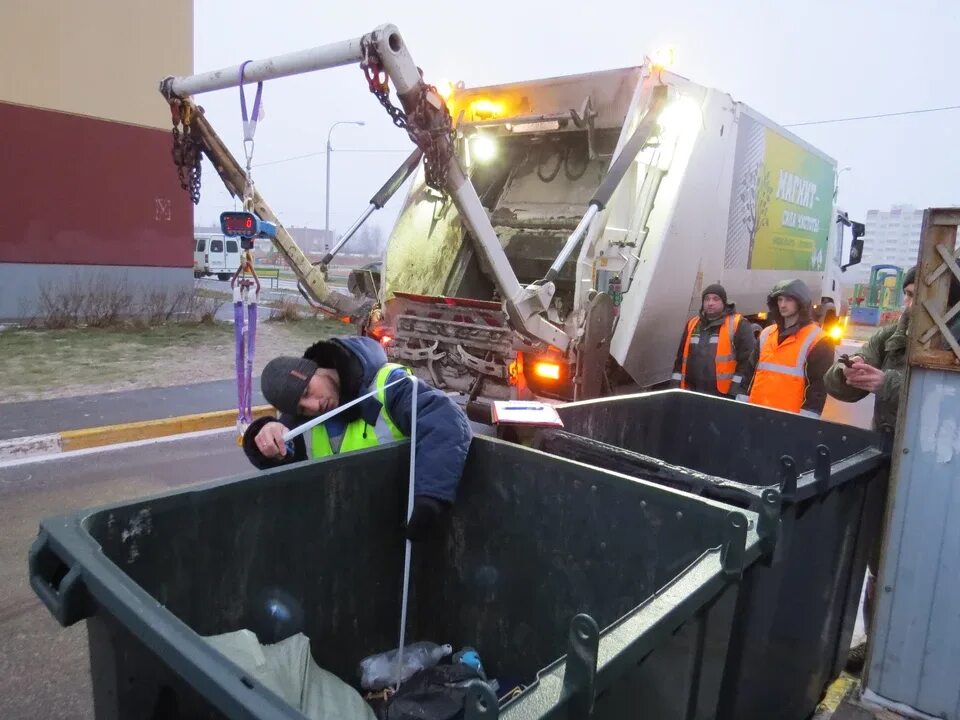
0, 405, 275, 462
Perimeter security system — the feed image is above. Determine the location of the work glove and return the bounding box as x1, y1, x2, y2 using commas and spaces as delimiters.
405, 496, 448, 542
727, 383, 745, 400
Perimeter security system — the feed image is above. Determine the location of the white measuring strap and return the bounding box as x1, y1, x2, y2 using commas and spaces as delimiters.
395, 375, 417, 689
281, 375, 408, 442
280, 373, 420, 690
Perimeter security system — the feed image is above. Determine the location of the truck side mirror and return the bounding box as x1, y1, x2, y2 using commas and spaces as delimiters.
843, 221, 865, 270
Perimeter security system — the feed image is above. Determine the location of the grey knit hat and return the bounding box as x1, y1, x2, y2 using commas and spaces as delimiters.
702, 283, 728, 305
261, 356, 318, 415
903, 266, 917, 290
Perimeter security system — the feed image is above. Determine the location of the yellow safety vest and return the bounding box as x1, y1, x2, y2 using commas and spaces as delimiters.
307, 363, 410, 458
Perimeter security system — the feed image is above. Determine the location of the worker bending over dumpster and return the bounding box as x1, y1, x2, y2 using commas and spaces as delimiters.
671, 283, 756, 398
748, 279, 834, 417
243, 336, 472, 541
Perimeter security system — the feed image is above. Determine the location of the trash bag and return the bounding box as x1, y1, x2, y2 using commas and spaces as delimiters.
385, 664, 490, 720
206, 629, 375, 720
360, 641, 452, 690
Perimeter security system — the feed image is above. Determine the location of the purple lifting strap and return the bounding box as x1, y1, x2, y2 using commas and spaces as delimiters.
243, 299, 258, 423
233, 289, 259, 426
234, 299, 246, 422
238, 60, 264, 123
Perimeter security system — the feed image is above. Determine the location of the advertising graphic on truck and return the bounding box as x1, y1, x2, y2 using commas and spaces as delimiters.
725, 112, 835, 272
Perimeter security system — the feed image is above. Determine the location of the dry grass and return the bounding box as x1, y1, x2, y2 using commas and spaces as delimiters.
0, 317, 346, 402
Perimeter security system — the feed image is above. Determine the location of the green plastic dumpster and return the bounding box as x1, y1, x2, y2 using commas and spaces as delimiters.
546, 390, 889, 720
30, 436, 764, 720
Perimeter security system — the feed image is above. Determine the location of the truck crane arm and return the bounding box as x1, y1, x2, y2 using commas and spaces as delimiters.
160, 24, 573, 346
173, 98, 366, 319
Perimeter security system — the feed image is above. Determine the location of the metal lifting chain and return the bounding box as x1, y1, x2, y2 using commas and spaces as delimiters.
360, 42, 454, 193
168, 98, 203, 205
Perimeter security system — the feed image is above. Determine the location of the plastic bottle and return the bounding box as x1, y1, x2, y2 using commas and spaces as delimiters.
359, 641, 453, 690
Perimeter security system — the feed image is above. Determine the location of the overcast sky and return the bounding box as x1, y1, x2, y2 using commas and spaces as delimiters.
191, 0, 958, 236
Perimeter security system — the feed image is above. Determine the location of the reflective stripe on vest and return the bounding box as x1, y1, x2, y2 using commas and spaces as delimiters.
679, 313, 742, 394
748, 323, 823, 413
307, 363, 411, 459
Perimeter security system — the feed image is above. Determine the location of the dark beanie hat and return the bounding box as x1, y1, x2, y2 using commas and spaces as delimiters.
702, 283, 728, 305
303, 339, 362, 403
903, 266, 917, 290
261, 356, 318, 415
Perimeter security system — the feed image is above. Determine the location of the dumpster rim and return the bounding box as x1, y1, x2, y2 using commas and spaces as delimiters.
557, 390, 888, 506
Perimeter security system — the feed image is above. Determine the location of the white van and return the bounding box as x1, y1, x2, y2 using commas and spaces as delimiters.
194, 235, 241, 281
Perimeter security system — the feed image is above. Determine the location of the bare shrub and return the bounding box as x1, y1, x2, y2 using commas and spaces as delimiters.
81, 274, 132, 327
268, 294, 302, 322
30, 273, 130, 328
32, 278, 85, 329
197, 294, 226, 324
27, 275, 225, 328
140, 288, 175, 325
180, 281, 227, 324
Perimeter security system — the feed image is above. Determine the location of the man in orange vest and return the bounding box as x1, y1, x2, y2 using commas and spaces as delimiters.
671, 284, 756, 397
748, 279, 834, 417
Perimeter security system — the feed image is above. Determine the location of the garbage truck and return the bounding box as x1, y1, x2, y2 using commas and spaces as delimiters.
157, 25, 863, 406
366, 65, 864, 402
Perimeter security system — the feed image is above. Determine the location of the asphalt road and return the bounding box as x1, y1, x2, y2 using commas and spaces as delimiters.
0, 432, 249, 720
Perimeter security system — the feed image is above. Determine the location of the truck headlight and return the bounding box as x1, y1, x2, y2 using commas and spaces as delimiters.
470, 134, 498, 163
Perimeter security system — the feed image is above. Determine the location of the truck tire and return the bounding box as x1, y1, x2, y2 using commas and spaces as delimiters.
217, 273, 230, 281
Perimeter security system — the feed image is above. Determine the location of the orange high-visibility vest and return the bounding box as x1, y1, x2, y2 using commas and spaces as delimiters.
676, 314, 743, 394
749, 323, 824, 414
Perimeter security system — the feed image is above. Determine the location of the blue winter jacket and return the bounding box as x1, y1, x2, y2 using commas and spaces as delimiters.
243, 336, 471, 503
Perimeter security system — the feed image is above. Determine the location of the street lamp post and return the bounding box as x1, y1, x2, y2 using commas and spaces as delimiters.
325, 120, 365, 252
834, 166, 852, 201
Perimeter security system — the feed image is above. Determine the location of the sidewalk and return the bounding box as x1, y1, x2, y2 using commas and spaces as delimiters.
0, 380, 272, 461
0, 379, 266, 441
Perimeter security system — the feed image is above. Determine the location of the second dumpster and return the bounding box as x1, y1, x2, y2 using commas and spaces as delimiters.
545, 389, 889, 720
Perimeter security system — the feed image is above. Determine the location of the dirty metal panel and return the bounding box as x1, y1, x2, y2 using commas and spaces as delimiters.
867, 368, 960, 719
383, 167, 466, 299
868, 208, 960, 720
